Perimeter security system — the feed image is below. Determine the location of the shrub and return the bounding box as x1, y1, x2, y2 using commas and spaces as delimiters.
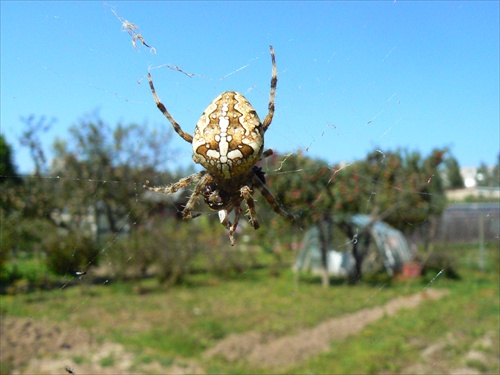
43, 230, 99, 275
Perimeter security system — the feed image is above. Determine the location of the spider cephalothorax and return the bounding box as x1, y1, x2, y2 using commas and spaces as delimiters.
145, 46, 293, 245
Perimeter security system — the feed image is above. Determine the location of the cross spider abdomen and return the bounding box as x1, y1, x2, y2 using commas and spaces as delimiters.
145, 46, 294, 245
192, 91, 265, 181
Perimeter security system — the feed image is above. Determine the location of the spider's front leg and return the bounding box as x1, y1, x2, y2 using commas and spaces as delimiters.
148, 73, 193, 144
143, 171, 206, 195
262, 46, 277, 132
144, 171, 208, 219
182, 172, 211, 219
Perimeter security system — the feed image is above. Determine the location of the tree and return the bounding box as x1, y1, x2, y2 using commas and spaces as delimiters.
476, 161, 497, 188
50, 117, 170, 241
262, 152, 377, 284
16, 116, 56, 219
263, 152, 338, 286
19, 115, 55, 176
12, 113, 176, 275
492, 153, 500, 188
0, 134, 21, 185
266, 147, 447, 283
355, 149, 446, 233
0, 118, 58, 279
0, 134, 22, 273
321, 148, 445, 279
444, 155, 464, 189
0, 134, 22, 213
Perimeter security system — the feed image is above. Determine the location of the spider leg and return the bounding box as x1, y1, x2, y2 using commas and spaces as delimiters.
262, 46, 277, 133
144, 171, 208, 219
218, 208, 240, 246
182, 172, 212, 219
260, 148, 273, 160
148, 73, 193, 143
240, 186, 259, 230
251, 174, 295, 222
144, 171, 206, 195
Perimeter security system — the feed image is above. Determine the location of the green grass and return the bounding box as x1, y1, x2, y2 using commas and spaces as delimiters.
0, 256, 59, 285
1, 243, 498, 374
99, 353, 116, 367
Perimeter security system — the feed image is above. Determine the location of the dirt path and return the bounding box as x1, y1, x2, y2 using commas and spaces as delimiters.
0, 316, 203, 375
204, 288, 450, 368
2, 289, 450, 374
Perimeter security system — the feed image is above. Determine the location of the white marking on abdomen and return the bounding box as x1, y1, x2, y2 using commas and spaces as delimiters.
227, 149, 243, 160
218, 115, 229, 158
207, 150, 220, 159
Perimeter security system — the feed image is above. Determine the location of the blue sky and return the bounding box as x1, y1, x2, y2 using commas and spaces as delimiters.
1, 1, 499, 174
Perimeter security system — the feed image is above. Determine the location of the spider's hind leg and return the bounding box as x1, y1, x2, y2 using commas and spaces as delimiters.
251, 174, 295, 222
218, 208, 241, 246
241, 186, 259, 230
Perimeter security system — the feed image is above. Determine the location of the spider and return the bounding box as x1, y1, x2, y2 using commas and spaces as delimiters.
145, 46, 294, 245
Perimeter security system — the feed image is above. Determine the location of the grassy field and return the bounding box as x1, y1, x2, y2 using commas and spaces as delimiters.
1, 243, 498, 374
